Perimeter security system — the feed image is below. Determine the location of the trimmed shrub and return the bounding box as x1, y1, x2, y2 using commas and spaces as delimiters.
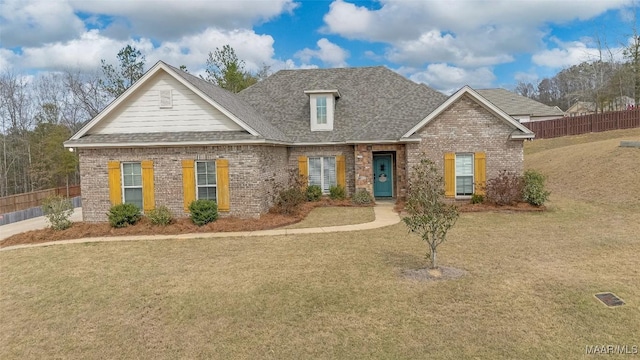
147, 205, 173, 226
352, 188, 374, 205
189, 199, 218, 226
523, 169, 550, 206
42, 195, 74, 230
485, 170, 524, 206
306, 185, 322, 202
471, 193, 484, 204
329, 185, 346, 200
108, 203, 142, 228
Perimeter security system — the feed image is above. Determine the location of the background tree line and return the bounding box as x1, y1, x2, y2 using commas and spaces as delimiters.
515, 34, 640, 113
0, 44, 261, 197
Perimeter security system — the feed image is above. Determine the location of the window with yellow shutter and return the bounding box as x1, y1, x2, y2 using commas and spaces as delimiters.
196, 161, 217, 201
122, 162, 143, 209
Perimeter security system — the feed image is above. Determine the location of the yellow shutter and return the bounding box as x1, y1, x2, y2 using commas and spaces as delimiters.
216, 159, 230, 212
182, 160, 195, 211
474, 152, 486, 196
298, 155, 308, 188
108, 160, 122, 205
444, 153, 455, 198
336, 155, 346, 189
141, 160, 155, 212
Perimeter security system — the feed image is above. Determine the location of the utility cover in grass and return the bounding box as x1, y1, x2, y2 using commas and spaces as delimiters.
595, 292, 625, 307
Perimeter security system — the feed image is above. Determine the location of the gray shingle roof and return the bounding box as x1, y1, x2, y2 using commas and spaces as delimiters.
476, 88, 564, 117
164, 63, 289, 142
238, 66, 447, 142
66, 131, 264, 146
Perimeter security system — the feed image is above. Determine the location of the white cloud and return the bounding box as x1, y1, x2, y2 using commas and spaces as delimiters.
13, 27, 277, 77
295, 38, 350, 67
0, 0, 85, 47
532, 38, 625, 68
322, 0, 631, 69
407, 64, 496, 94
69, 0, 297, 40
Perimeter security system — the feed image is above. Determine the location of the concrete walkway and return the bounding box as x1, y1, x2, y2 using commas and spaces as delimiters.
0, 203, 400, 252
0, 208, 83, 241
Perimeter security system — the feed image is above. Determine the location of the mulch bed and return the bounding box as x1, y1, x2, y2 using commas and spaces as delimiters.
0, 199, 362, 249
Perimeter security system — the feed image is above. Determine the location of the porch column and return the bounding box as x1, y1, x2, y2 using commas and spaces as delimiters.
354, 144, 374, 195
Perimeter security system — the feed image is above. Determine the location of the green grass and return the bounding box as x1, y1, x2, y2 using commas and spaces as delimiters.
1, 129, 639, 359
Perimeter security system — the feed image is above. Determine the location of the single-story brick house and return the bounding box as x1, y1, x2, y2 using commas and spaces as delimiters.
64, 61, 534, 222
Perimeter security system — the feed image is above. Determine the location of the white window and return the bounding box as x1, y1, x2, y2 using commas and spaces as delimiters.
316, 96, 327, 124
455, 154, 474, 196
122, 162, 143, 209
196, 161, 217, 201
308, 156, 336, 193
160, 90, 172, 108
305, 90, 339, 131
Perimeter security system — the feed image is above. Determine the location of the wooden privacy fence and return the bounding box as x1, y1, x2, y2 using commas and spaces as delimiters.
524, 109, 640, 139
0, 185, 81, 214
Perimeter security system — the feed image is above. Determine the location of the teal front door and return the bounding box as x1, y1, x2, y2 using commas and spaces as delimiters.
373, 155, 393, 197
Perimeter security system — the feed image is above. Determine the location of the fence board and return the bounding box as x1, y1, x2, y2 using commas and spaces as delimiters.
524, 109, 640, 139
0, 185, 81, 214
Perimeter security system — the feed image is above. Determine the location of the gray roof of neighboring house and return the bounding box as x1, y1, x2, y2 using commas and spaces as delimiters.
238, 66, 448, 142
476, 88, 565, 117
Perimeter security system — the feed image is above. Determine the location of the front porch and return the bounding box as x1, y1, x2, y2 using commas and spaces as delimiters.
354, 144, 408, 200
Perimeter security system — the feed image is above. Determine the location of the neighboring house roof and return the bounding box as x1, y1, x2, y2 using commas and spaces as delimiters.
238, 66, 448, 143
403, 86, 535, 140
476, 88, 565, 117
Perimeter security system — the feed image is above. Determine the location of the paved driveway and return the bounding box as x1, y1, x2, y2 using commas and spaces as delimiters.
0, 208, 83, 241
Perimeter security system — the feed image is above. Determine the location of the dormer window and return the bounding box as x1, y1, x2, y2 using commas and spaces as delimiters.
305, 89, 340, 131
316, 96, 327, 124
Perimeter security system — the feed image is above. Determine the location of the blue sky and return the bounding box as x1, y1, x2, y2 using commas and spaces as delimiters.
0, 0, 636, 93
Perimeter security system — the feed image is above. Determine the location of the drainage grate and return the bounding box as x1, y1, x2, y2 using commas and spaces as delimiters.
595, 292, 625, 307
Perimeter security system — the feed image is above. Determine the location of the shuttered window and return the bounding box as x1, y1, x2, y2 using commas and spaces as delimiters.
122, 162, 143, 209
308, 156, 337, 193
455, 154, 474, 196
196, 161, 217, 201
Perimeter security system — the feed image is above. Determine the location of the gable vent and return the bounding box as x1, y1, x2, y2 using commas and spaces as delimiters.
160, 90, 172, 108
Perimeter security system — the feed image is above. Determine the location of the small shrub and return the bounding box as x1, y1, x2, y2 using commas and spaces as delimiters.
42, 195, 74, 230
270, 169, 307, 215
306, 185, 322, 202
329, 185, 346, 200
352, 188, 374, 205
108, 203, 142, 228
274, 188, 306, 215
470, 193, 484, 204
485, 170, 524, 206
189, 199, 218, 226
523, 169, 550, 206
147, 205, 173, 226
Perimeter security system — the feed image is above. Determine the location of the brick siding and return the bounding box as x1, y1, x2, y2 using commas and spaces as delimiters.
78, 145, 288, 222
406, 95, 524, 183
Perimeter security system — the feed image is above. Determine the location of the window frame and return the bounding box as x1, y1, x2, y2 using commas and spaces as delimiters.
455, 153, 474, 197
121, 162, 143, 209
195, 160, 218, 201
308, 156, 337, 193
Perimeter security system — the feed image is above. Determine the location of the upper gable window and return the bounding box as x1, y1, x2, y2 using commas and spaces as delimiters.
305, 90, 340, 131
159, 90, 172, 108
